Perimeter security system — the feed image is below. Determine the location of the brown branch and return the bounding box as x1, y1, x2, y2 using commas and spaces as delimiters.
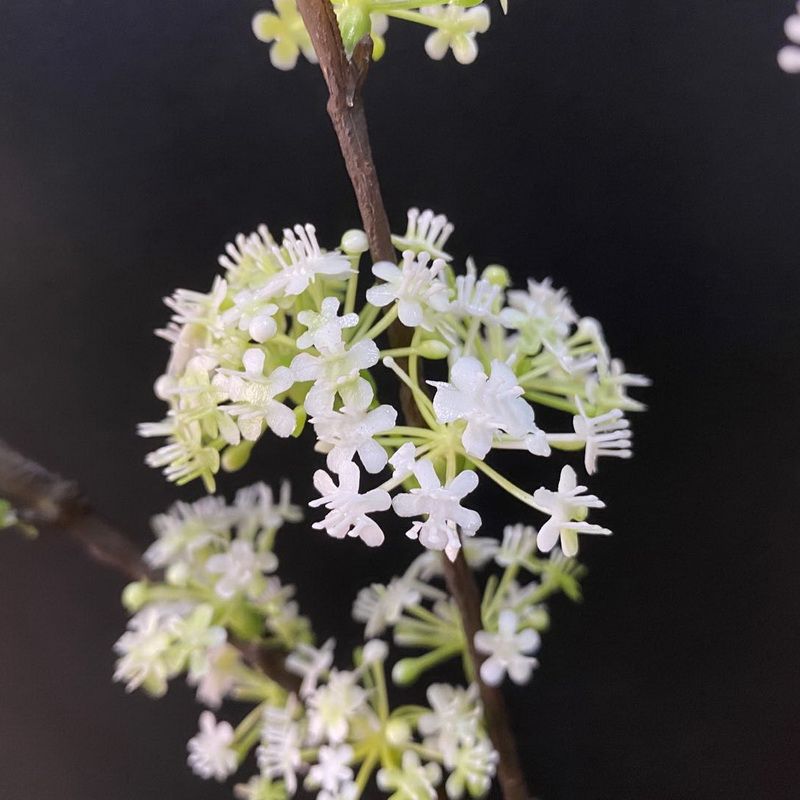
0, 437, 301, 694
292, 6, 529, 799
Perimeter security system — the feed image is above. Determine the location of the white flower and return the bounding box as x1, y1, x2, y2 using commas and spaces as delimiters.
264, 224, 351, 296
217, 224, 276, 283
393, 459, 481, 560
188, 644, 239, 708
113, 606, 175, 696
377, 751, 442, 800
430, 357, 541, 459
234, 480, 302, 538
779, 6, 800, 73
164, 275, 228, 330
422, 5, 490, 65
218, 349, 297, 441
571, 399, 632, 475
312, 391, 397, 474
500, 277, 577, 351
586, 357, 650, 413
474, 610, 540, 687
391, 208, 454, 261
306, 670, 369, 744
291, 338, 379, 416
366, 250, 450, 330
168, 604, 227, 677
252, 0, 318, 71
533, 465, 610, 557
495, 523, 537, 567
286, 638, 335, 697
418, 683, 481, 763
187, 711, 237, 782
222, 288, 279, 343
297, 296, 359, 352
444, 737, 498, 799
258, 697, 303, 794
389, 442, 418, 479
310, 461, 391, 546
450, 259, 501, 319
306, 744, 354, 793
206, 539, 278, 599
352, 577, 422, 637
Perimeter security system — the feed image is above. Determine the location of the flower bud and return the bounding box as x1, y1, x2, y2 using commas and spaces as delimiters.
385, 718, 412, 745
481, 264, 510, 288
122, 581, 149, 612
337, 4, 372, 56
222, 440, 253, 473
341, 228, 369, 255
416, 339, 450, 360
391, 657, 423, 686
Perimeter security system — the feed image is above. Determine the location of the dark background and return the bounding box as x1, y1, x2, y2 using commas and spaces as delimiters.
1, 1, 799, 798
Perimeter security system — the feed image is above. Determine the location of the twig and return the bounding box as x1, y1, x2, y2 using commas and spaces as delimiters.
0, 437, 301, 694
291, 5, 530, 798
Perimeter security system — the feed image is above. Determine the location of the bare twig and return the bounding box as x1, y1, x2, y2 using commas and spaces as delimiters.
0, 437, 301, 694
291, 5, 530, 798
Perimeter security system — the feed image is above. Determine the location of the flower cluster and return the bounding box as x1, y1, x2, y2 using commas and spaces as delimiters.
779, 2, 800, 73
142, 207, 648, 565
251, 0, 497, 70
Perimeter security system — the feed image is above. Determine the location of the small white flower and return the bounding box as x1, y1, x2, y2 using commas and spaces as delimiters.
450, 259, 500, 319
217, 224, 276, 282
418, 683, 481, 763
779, 6, 800, 73
571, 398, 632, 475
188, 644, 239, 708
187, 711, 237, 782
533, 465, 611, 557
206, 539, 278, 599
376, 751, 442, 800
586, 357, 650, 413
297, 296, 359, 352
252, 0, 318, 71
393, 459, 482, 561
500, 277, 577, 351
222, 288, 279, 343
391, 207, 454, 261
164, 275, 228, 330
312, 391, 397, 474
430, 357, 541, 459
291, 338, 379, 416
310, 461, 391, 546
445, 736, 498, 800
286, 638, 335, 698
474, 610, 540, 687
366, 250, 450, 330
264, 224, 351, 296
113, 606, 175, 696
217, 348, 297, 441
258, 697, 303, 794
306, 744, 354, 793
306, 670, 369, 744
495, 523, 537, 567
422, 5, 491, 65
233, 480, 302, 538
352, 577, 422, 637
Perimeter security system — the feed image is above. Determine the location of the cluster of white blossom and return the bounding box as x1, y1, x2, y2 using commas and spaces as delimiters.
779, 2, 800, 73
353, 528, 585, 689
142, 207, 648, 565
113, 483, 310, 698
251, 0, 497, 70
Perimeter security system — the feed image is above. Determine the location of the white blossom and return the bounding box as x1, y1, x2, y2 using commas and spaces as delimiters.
305, 744, 354, 793
252, 0, 318, 71
376, 751, 442, 800
206, 538, 277, 599
586, 357, 650, 413
222, 288, 279, 343
430, 357, 541, 459
352, 577, 422, 637
391, 207, 454, 261
218, 349, 296, 441
297, 296, 359, 352
500, 277, 577, 352
450, 259, 501, 319
393, 459, 481, 560
113, 606, 175, 696
422, 5, 491, 65
291, 339, 379, 416
306, 670, 369, 744
444, 737, 498, 800
188, 644, 239, 708
474, 610, 540, 687
234, 480, 302, 538
571, 398, 632, 475
418, 683, 481, 763
495, 523, 537, 567
258, 697, 304, 795
312, 391, 397, 474
187, 711, 238, 782
779, 5, 800, 73
264, 224, 351, 296
533, 465, 611, 557
366, 250, 450, 330
310, 461, 391, 546
286, 638, 335, 697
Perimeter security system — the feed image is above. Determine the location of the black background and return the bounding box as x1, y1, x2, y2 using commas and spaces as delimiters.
1, 1, 799, 798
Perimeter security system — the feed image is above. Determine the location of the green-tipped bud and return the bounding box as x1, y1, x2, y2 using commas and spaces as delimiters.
392, 657, 423, 686
292, 406, 307, 437
337, 4, 372, 56
417, 339, 450, 360
482, 264, 510, 288
122, 581, 149, 612
385, 718, 412, 745
222, 440, 254, 473
527, 607, 550, 630
341, 228, 369, 255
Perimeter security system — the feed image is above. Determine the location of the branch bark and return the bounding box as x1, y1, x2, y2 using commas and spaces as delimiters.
292, 5, 529, 798
0, 437, 301, 694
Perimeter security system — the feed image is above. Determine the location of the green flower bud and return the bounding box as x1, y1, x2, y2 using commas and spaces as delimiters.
122, 581, 149, 612
391, 657, 423, 686
222, 440, 254, 473
292, 406, 307, 437
385, 718, 412, 745
417, 339, 450, 359
337, 4, 372, 56
481, 264, 510, 288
